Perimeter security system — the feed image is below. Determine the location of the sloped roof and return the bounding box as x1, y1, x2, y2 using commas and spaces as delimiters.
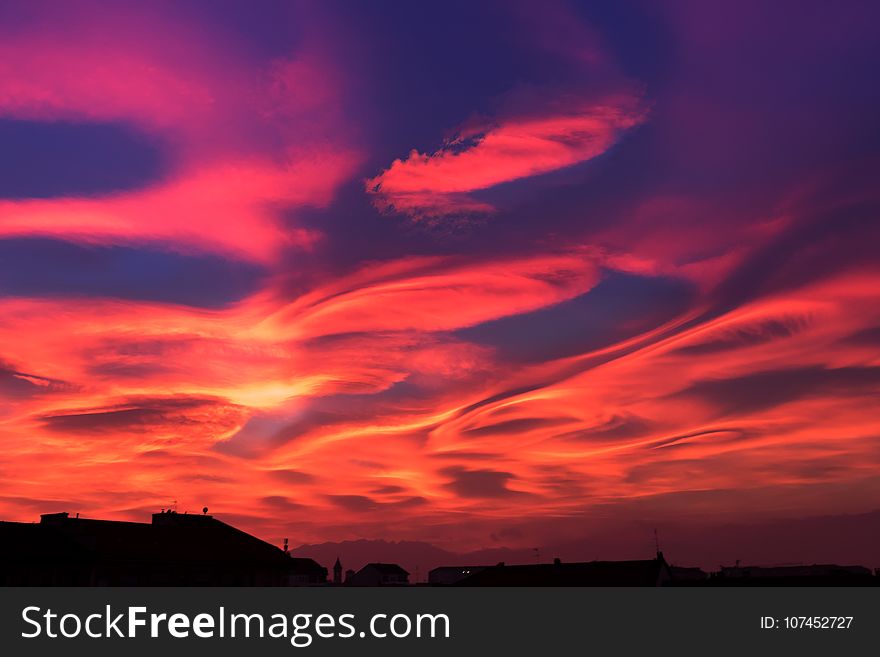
1, 513, 289, 567
364, 562, 409, 575
288, 557, 327, 574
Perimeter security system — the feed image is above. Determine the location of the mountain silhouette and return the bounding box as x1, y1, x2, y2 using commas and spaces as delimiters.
291, 539, 535, 582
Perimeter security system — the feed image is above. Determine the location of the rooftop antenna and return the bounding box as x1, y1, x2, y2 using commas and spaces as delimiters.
283, 538, 289, 554
654, 528, 662, 557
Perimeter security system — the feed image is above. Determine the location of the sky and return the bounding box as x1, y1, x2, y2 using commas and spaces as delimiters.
1, 0, 879, 564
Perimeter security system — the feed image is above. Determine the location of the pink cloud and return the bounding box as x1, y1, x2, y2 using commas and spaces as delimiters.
0, 155, 359, 262
0, 5, 362, 262
367, 93, 647, 219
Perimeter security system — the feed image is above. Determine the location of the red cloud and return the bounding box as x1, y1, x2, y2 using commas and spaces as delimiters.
367, 93, 647, 219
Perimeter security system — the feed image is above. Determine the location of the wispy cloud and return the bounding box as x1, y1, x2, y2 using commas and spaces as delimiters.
367, 93, 646, 220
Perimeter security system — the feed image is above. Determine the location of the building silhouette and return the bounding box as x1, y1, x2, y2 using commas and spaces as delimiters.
0, 511, 294, 586
454, 554, 672, 586
2, 511, 876, 587
346, 562, 409, 586
667, 565, 709, 582
287, 557, 328, 586
428, 565, 488, 585
710, 562, 875, 586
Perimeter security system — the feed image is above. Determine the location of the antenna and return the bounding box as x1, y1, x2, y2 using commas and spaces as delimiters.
283, 538, 289, 554
533, 547, 541, 563
654, 528, 662, 557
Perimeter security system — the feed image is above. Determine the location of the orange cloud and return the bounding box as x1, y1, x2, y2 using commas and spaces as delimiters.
2, 261, 879, 549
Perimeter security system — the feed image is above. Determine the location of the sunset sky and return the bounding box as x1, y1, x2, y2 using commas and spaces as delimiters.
1, 0, 879, 561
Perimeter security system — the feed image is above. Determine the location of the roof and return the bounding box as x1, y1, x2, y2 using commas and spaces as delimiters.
1, 512, 289, 567
288, 557, 327, 574
364, 562, 409, 575
457, 558, 668, 586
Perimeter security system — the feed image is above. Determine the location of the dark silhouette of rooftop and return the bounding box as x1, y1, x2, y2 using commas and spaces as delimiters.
363, 562, 409, 576
709, 562, 876, 586
0, 510, 293, 586
429, 565, 488, 585
346, 562, 409, 586
455, 554, 671, 586
287, 557, 328, 585
1, 512, 876, 586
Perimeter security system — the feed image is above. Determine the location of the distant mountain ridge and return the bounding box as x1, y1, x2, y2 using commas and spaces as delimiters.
291, 539, 534, 582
